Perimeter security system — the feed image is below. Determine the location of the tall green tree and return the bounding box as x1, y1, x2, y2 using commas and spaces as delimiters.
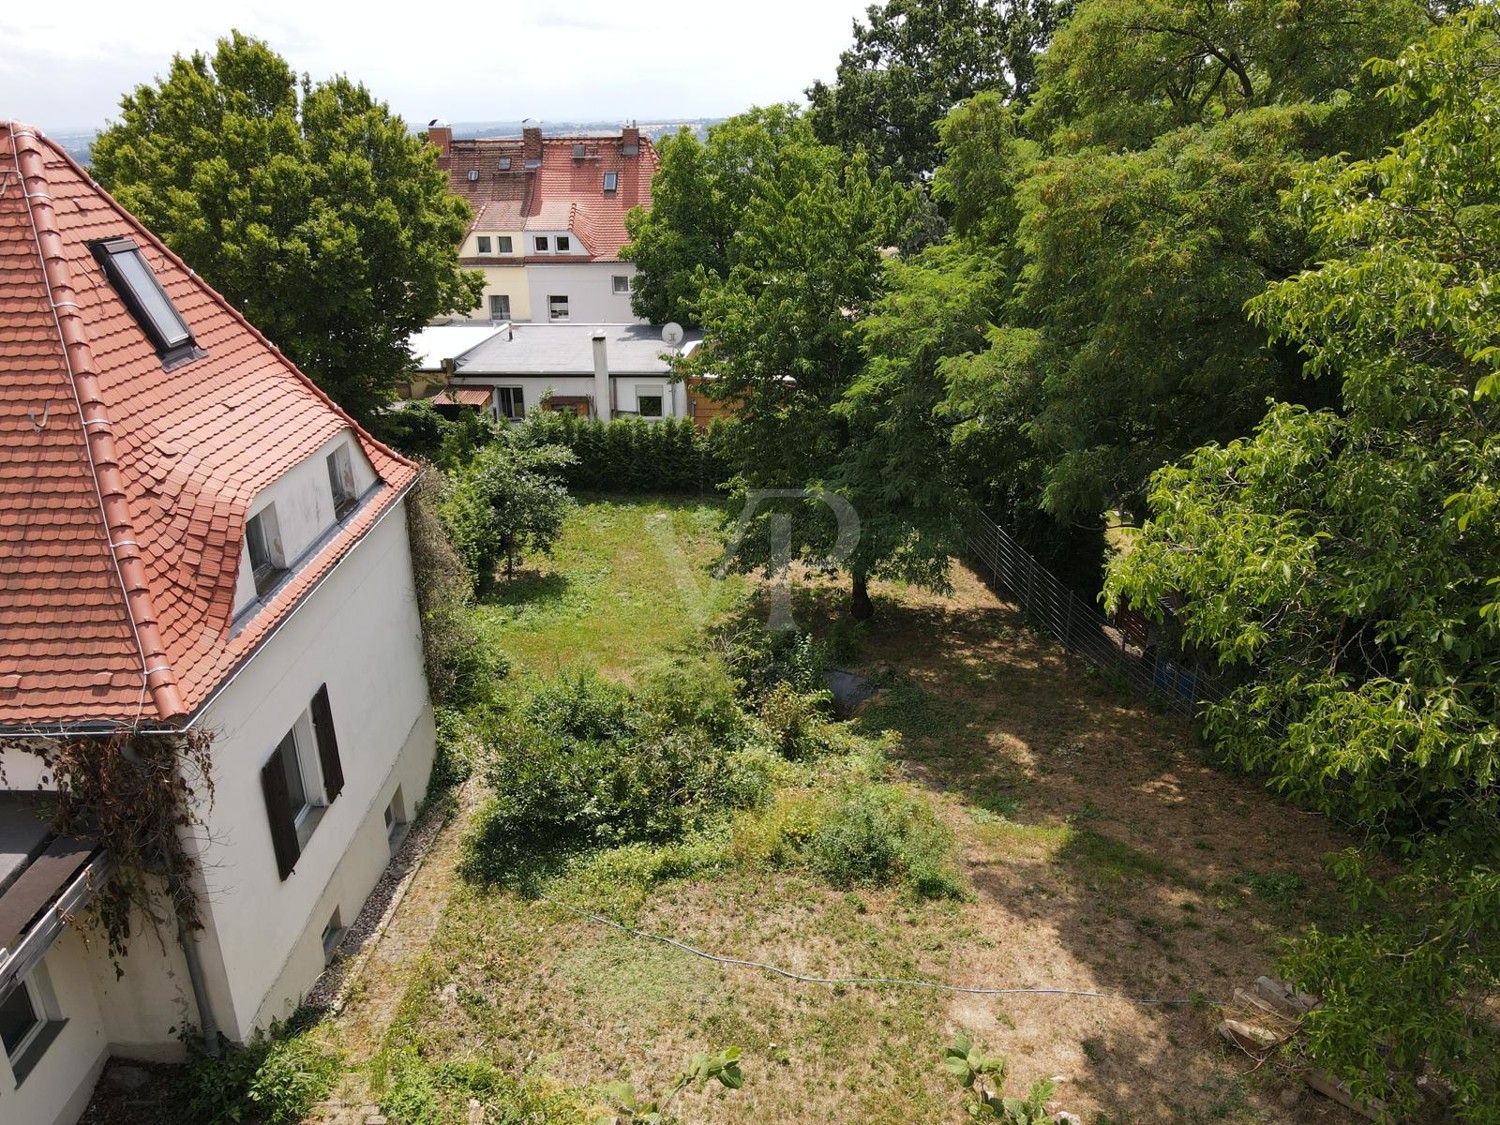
957, 0, 1429, 523
1107, 12, 1500, 1113
806, 0, 1076, 183
622, 106, 812, 327
92, 31, 482, 424
671, 108, 925, 617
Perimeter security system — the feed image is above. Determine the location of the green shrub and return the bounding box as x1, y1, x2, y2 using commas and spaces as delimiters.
730, 782, 967, 901
379, 1049, 594, 1125
757, 682, 837, 760
514, 410, 732, 493
462, 671, 770, 881
181, 1022, 341, 1125
809, 785, 967, 900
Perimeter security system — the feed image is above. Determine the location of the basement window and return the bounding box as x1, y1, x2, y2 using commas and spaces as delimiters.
321, 908, 345, 963
91, 238, 200, 368
603, 171, 618, 193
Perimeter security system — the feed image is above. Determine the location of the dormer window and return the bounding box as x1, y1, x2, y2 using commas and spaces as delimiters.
246, 505, 287, 596
91, 238, 200, 369
327, 444, 358, 518
557, 236, 571, 253
477, 236, 492, 254
603, 171, 618, 193
535, 236, 549, 252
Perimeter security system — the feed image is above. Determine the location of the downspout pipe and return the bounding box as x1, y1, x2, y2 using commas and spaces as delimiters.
178, 921, 220, 1056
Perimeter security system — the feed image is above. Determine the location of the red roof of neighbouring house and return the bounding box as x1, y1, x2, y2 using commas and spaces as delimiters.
444, 131, 657, 262
0, 123, 418, 730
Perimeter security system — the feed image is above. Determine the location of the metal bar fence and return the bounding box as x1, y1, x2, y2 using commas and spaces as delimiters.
966, 514, 1227, 722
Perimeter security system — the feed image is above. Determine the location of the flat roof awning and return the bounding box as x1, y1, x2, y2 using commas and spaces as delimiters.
0, 794, 107, 1003
426, 386, 494, 408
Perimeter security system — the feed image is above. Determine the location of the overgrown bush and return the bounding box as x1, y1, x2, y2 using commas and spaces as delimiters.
515, 410, 733, 494
731, 782, 967, 901
405, 469, 508, 710
181, 1022, 341, 1125
462, 666, 771, 880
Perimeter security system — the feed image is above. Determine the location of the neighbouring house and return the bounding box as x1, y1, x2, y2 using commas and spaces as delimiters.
0, 123, 436, 1125
429, 322, 701, 423
428, 123, 656, 325
400, 323, 511, 407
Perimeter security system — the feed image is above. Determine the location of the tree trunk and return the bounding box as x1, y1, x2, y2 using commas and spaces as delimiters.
850, 570, 874, 621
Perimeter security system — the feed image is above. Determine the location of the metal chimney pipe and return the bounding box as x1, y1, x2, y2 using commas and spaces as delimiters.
591, 331, 611, 421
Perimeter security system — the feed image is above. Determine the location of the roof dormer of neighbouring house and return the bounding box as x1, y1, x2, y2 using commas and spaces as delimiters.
0, 122, 419, 732
435, 124, 658, 264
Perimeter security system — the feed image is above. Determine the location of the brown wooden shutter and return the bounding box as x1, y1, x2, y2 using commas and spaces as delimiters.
261, 750, 300, 880
311, 684, 345, 802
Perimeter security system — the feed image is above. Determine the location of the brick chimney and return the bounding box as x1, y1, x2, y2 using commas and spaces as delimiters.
426, 121, 452, 170
522, 126, 543, 166
621, 123, 640, 157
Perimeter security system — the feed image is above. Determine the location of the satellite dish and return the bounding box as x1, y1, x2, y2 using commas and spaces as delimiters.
661, 322, 685, 347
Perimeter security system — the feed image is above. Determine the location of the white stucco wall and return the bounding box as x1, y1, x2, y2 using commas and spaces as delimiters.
0, 929, 108, 1125
526, 263, 640, 324
234, 431, 379, 613
194, 498, 435, 1041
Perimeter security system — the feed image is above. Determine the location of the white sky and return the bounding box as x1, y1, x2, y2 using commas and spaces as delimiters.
1, 0, 874, 132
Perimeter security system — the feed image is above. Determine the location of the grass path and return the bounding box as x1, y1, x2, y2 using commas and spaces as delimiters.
317, 497, 1361, 1125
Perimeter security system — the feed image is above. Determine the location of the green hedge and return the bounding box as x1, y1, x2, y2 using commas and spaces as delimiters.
515, 410, 733, 493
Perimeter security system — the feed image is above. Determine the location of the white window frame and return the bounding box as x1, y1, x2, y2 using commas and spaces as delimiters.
246, 504, 287, 596
1, 975, 44, 1064
556, 235, 571, 253
612, 275, 631, 295
327, 444, 357, 519
535, 236, 550, 253
637, 384, 665, 419
488, 294, 511, 321
276, 713, 327, 845
603, 171, 618, 193
497, 235, 513, 253
476, 235, 492, 254
548, 295, 569, 321
494, 386, 526, 421
1, 964, 61, 1083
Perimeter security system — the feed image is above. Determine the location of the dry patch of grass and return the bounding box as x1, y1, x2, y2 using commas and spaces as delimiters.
356, 510, 1362, 1125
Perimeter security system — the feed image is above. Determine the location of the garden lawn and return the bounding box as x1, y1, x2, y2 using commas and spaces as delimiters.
354, 498, 1364, 1125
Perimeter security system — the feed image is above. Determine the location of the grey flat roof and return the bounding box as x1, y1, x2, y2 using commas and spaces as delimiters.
454, 323, 701, 377
0, 793, 55, 898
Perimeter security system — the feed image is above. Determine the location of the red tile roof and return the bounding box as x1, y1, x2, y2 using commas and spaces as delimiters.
445, 133, 657, 263
0, 123, 418, 730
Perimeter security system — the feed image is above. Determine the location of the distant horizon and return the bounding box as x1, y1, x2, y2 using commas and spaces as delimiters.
3, 1, 870, 139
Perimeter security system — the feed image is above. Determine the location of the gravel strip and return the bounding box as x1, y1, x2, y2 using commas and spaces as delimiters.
303, 783, 472, 1014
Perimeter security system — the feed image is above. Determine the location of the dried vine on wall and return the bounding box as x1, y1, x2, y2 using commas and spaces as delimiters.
2, 729, 215, 962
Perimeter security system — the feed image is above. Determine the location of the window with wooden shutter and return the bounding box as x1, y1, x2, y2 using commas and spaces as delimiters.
261, 747, 301, 880
311, 685, 344, 802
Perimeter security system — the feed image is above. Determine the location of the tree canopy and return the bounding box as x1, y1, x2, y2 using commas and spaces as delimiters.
92, 31, 483, 424
806, 0, 1076, 183
1107, 10, 1500, 1112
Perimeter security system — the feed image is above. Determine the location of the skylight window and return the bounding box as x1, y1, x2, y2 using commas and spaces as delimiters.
603, 171, 618, 193
91, 238, 199, 367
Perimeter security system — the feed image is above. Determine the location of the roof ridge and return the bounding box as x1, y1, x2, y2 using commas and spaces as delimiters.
27, 128, 420, 478
7, 122, 185, 721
